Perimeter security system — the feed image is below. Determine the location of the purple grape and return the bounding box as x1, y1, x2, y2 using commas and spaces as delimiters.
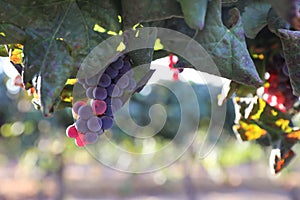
116, 74, 130, 89
85, 132, 99, 144
125, 68, 134, 77
85, 75, 99, 87
101, 116, 114, 130
111, 98, 123, 113
126, 79, 137, 91
110, 57, 124, 70
107, 84, 121, 97
75, 118, 89, 133
86, 87, 95, 99
104, 97, 112, 105
105, 105, 113, 116
78, 105, 93, 120
72, 101, 86, 114
93, 87, 108, 100
87, 116, 102, 132
105, 67, 119, 79
91, 100, 107, 115
119, 61, 131, 74
98, 73, 111, 88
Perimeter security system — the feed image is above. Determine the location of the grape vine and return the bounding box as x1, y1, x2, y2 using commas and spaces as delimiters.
0, 0, 300, 174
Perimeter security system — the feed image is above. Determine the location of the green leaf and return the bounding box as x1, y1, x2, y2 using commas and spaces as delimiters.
121, 0, 182, 29
266, 0, 300, 30
123, 28, 157, 92
267, 8, 290, 36
177, 0, 208, 30
39, 40, 73, 116
195, 0, 263, 87
0, 24, 25, 44
241, 1, 271, 39
0, 45, 8, 57
1, 0, 121, 115
278, 29, 300, 96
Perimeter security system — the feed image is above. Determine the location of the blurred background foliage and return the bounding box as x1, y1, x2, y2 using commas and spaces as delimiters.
0, 63, 299, 200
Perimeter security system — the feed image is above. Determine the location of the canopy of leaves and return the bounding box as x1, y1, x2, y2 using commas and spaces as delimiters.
0, 0, 299, 115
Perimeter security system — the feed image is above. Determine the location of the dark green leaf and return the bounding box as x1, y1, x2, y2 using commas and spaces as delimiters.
195, 0, 263, 87
278, 29, 300, 96
39, 40, 73, 116
241, 1, 271, 39
0, 24, 25, 44
177, 0, 208, 30
124, 28, 157, 91
121, 0, 182, 29
1, 0, 120, 115
0, 45, 8, 56
267, 8, 290, 36
266, 0, 300, 30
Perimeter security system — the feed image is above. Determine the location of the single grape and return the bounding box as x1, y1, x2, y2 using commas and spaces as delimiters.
93, 87, 108, 100
111, 98, 123, 113
87, 116, 102, 132
105, 105, 113, 116
116, 74, 130, 89
72, 101, 86, 114
98, 73, 111, 88
78, 105, 94, 120
101, 116, 114, 130
66, 124, 78, 138
126, 79, 137, 91
125, 68, 134, 77
110, 57, 124, 70
178, 68, 184, 73
277, 95, 285, 104
86, 87, 95, 99
107, 84, 121, 97
85, 74, 99, 87
119, 61, 131, 74
105, 97, 112, 105
105, 67, 119, 79
75, 133, 87, 147
85, 132, 99, 144
91, 99, 107, 115
75, 118, 89, 133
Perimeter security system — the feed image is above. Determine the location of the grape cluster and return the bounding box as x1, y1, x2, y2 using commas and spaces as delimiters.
263, 54, 298, 112
168, 54, 183, 81
66, 56, 137, 147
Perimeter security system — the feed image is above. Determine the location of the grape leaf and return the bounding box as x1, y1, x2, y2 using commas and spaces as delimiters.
278, 29, 300, 96
234, 118, 267, 141
123, 28, 157, 93
0, 24, 25, 44
233, 96, 299, 173
195, 0, 263, 87
267, 8, 290, 36
0, 45, 8, 57
177, 0, 208, 30
266, 0, 300, 30
0, 0, 121, 115
270, 147, 295, 174
121, 0, 182, 29
241, 1, 271, 39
